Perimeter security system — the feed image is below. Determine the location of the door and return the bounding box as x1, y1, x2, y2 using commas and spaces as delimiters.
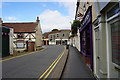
26, 41, 28, 51
95, 27, 101, 78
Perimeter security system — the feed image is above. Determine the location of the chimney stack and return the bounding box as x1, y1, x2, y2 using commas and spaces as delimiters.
36, 16, 39, 23
0, 18, 3, 26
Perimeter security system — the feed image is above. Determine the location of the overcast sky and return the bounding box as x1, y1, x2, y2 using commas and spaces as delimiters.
2, 1, 77, 33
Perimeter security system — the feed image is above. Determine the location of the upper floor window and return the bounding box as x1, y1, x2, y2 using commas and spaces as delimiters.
83, 2, 86, 12
53, 35, 55, 39
42, 36, 44, 39
51, 35, 52, 38
107, 3, 119, 19
57, 34, 59, 37
17, 33, 24, 38
63, 34, 65, 37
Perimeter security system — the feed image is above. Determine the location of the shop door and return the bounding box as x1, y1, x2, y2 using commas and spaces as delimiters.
95, 27, 101, 78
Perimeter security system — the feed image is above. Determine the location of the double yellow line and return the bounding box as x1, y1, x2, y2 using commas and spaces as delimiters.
38, 47, 65, 80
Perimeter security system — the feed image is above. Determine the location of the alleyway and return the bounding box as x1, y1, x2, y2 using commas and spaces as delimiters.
61, 46, 96, 79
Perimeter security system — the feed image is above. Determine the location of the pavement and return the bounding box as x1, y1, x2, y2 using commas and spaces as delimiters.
61, 46, 96, 79
2, 45, 65, 79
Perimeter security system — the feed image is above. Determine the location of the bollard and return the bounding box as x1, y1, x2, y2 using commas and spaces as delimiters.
66, 45, 69, 49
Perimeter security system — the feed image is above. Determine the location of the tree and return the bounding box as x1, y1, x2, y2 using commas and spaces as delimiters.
52, 29, 58, 31
71, 20, 81, 34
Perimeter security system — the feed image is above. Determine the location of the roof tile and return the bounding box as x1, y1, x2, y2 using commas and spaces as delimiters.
2, 22, 36, 33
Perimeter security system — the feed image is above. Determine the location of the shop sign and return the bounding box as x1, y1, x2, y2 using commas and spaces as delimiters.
81, 6, 92, 29
81, 13, 90, 27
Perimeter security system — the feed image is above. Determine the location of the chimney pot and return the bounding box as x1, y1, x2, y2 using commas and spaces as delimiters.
37, 16, 39, 20
36, 16, 39, 23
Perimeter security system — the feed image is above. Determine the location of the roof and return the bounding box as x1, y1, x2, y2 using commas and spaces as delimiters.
49, 30, 71, 34
2, 22, 37, 33
42, 32, 50, 39
43, 32, 50, 35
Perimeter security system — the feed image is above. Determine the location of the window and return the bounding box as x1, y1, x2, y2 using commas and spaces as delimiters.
50, 39, 52, 41
57, 34, 59, 37
17, 33, 24, 38
83, 2, 86, 12
63, 34, 64, 37
53, 35, 55, 42
51, 35, 52, 38
111, 20, 120, 66
107, 3, 119, 19
81, 31, 86, 54
42, 36, 45, 39
16, 41, 24, 48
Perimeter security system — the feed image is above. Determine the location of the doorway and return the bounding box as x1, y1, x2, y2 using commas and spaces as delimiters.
95, 27, 101, 78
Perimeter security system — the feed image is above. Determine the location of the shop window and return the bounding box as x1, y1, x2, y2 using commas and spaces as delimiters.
17, 33, 24, 38
107, 3, 119, 19
86, 28, 90, 55
81, 31, 86, 54
111, 20, 120, 66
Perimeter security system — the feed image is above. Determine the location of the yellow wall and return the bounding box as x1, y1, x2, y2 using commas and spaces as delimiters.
79, 0, 98, 22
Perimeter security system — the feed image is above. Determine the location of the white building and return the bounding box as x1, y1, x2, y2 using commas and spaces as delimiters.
93, 1, 120, 78
2, 17, 42, 52
48, 30, 71, 45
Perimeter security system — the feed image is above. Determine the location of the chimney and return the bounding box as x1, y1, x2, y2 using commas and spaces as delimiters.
0, 18, 3, 26
36, 16, 39, 23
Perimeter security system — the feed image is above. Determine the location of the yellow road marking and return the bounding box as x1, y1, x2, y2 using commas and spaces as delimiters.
38, 52, 63, 80
38, 46, 65, 80
0, 47, 47, 62
44, 50, 64, 79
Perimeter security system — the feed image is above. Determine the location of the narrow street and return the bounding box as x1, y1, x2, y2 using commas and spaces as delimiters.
1, 1, 120, 79
2, 45, 64, 79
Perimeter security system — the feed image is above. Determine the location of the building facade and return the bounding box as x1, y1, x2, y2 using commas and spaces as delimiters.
93, 1, 120, 78
75, 0, 120, 78
48, 30, 70, 45
2, 17, 42, 52
42, 32, 49, 45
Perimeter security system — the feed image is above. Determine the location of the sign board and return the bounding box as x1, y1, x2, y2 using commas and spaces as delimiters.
17, 42, 24, 48
79, 6, 92, 32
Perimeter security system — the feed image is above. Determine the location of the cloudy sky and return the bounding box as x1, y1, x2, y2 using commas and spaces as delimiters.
2, 1, 77, 33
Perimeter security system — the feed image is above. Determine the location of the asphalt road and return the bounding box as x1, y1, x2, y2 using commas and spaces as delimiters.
2, 45, 64, 79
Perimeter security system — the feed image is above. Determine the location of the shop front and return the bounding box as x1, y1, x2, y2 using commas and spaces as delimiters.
79, 6, 93, 71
